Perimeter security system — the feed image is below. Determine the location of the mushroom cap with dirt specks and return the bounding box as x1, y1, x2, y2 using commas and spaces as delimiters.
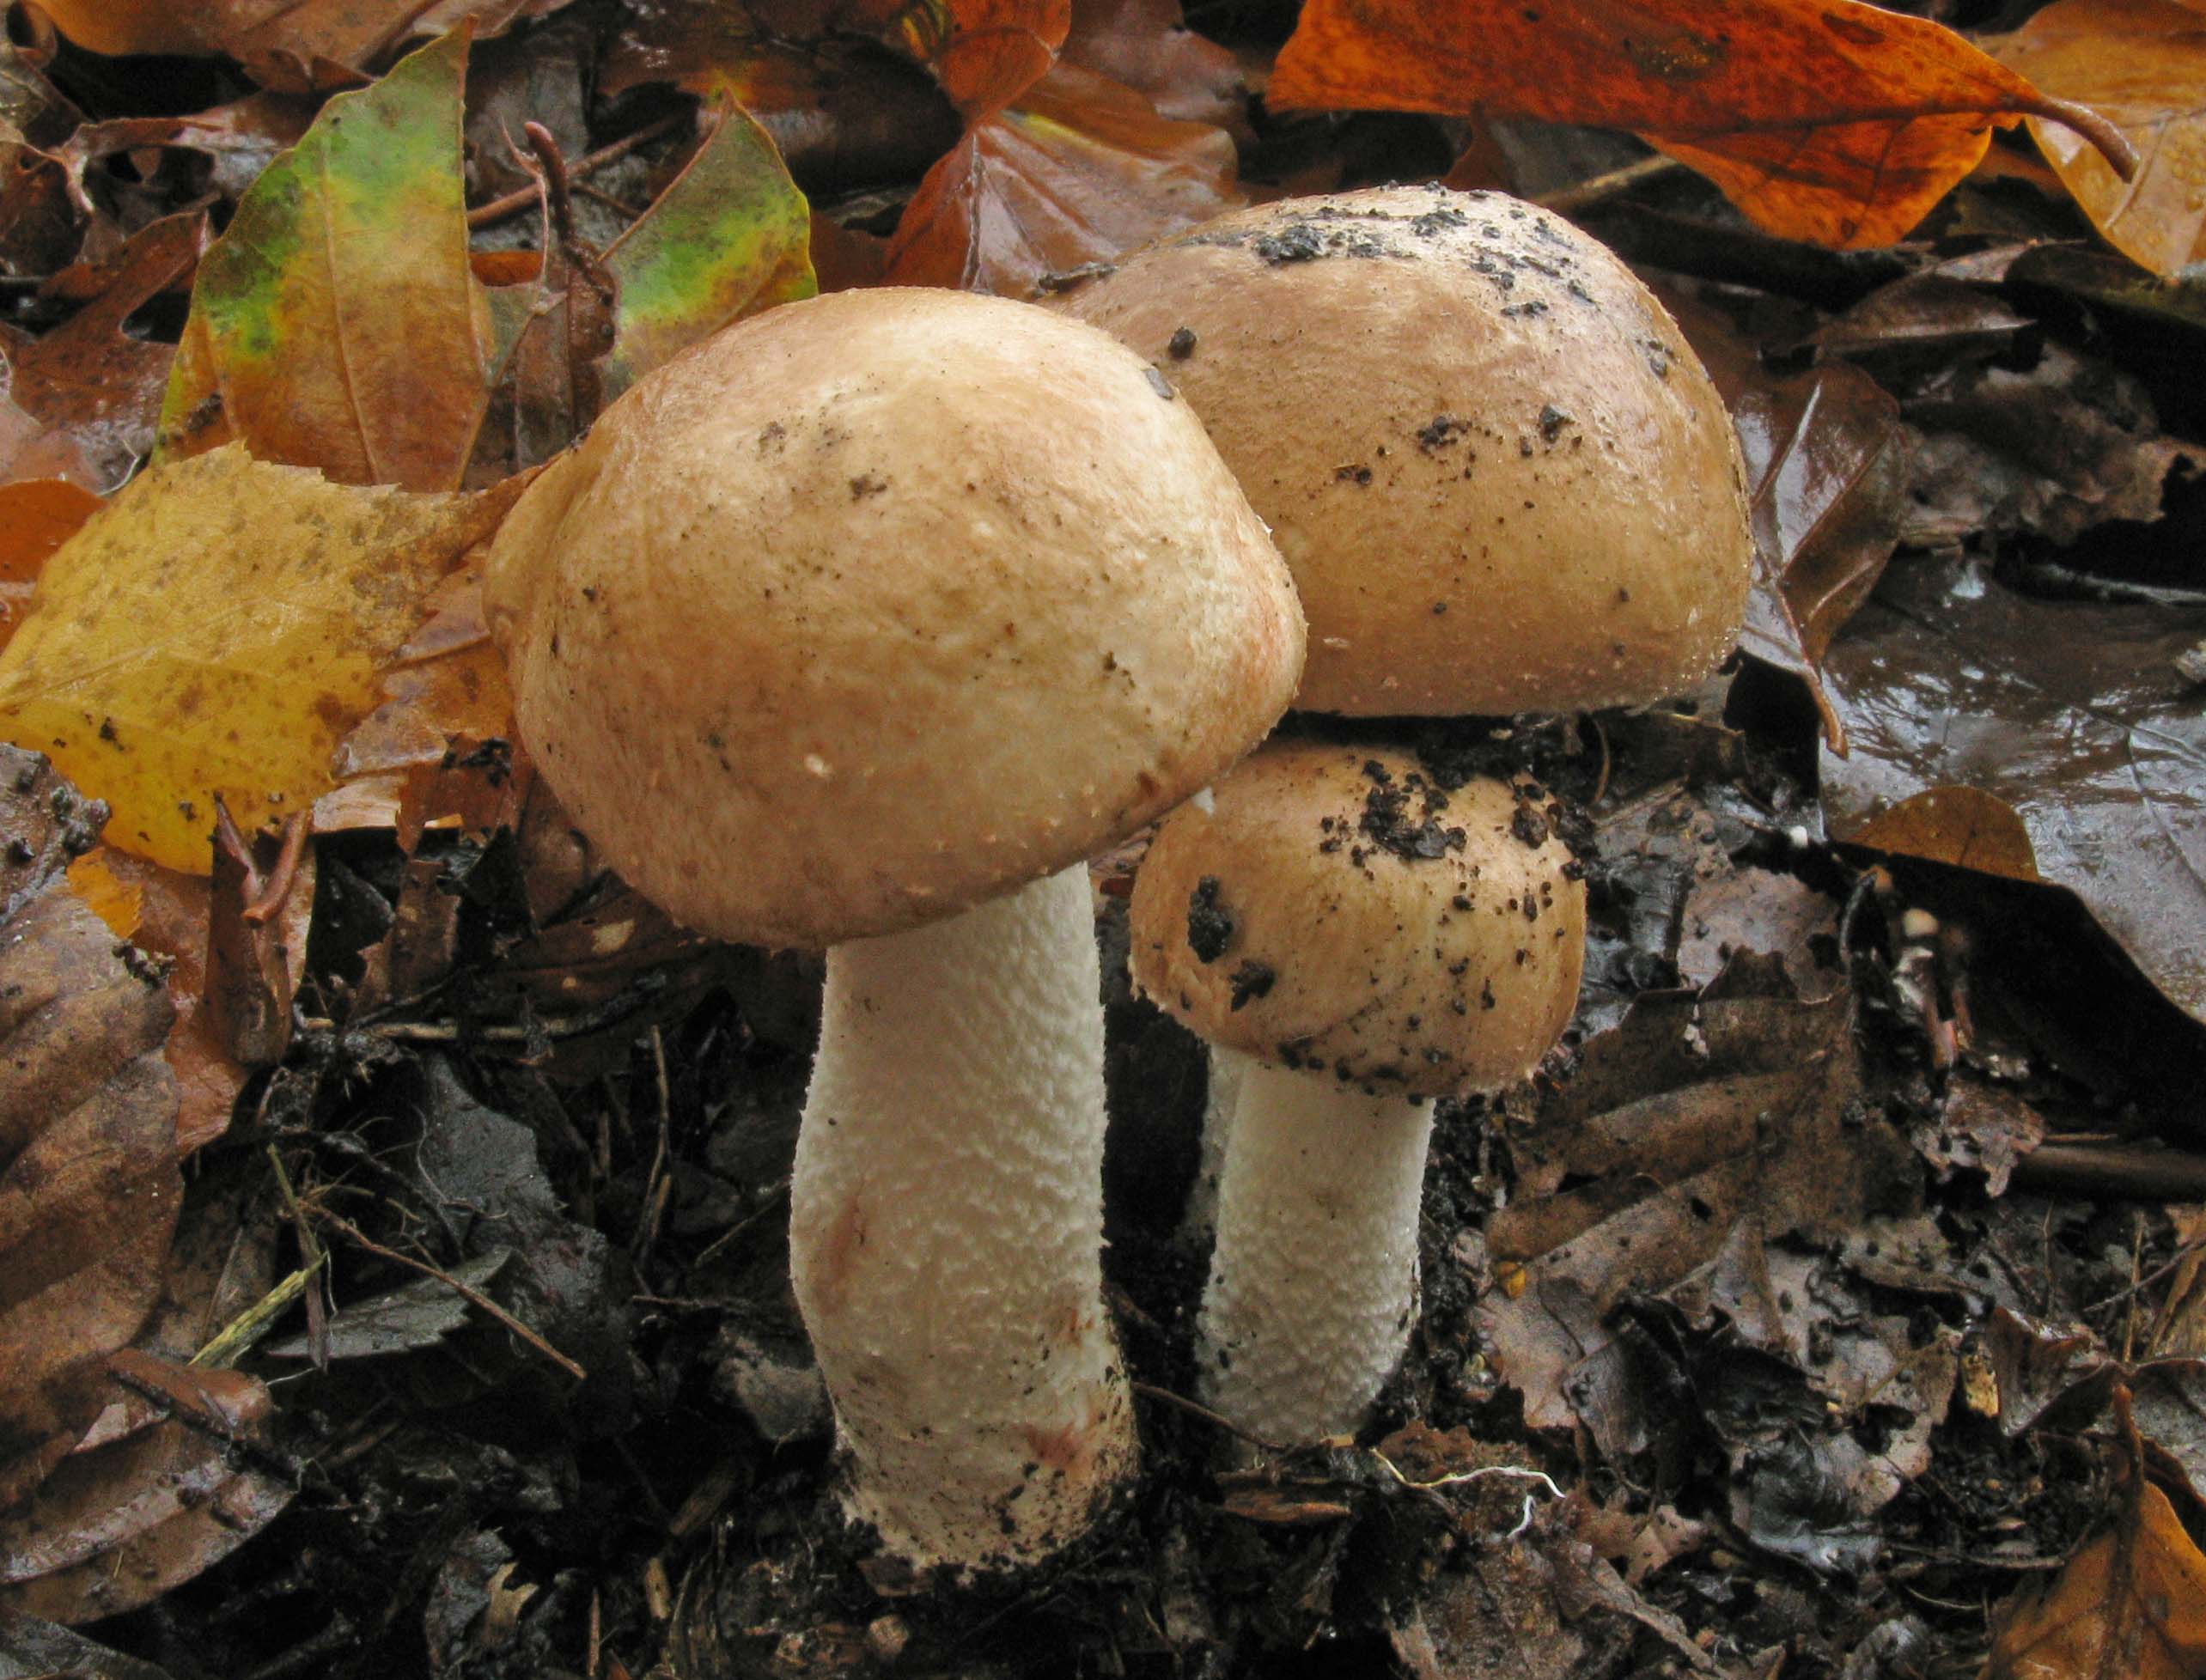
1054, 184, 1753, 717
1130, 742, 1586, 1095
484, 286, 1305, 949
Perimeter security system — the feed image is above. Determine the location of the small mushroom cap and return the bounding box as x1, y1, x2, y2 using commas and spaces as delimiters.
485, 287, 1304, 950
1054, 185, 1753, 717
1130, 743, 1586, 1095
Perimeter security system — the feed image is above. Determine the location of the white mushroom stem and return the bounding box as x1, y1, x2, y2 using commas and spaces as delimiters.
790, 864, 1136, 1573
1177, 1044, 1251, 1245
1197, 1062, 1435, 1444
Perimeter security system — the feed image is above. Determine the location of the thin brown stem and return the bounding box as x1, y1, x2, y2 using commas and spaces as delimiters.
466, 111, 688, 231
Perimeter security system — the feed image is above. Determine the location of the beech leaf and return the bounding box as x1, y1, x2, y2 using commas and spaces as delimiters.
1987, 0, 2206, 279
1269, 0, 2136, 248
0, 446, 517, 873
155, 28, 492, 490
886, 61, 1241, 294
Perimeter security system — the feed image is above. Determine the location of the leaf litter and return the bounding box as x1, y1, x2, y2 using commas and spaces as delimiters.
9, 0, 2206, 1674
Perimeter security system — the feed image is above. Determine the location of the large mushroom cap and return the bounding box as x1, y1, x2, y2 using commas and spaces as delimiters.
1054, 185, 1752, 717
486, 287, 1305, 949
1130, 742, 1586, 1095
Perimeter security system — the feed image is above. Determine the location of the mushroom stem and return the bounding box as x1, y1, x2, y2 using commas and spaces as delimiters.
791, 864, 1137, 1572
1178, 1044, 1252, 1245
1197, 1063, 1436, 1443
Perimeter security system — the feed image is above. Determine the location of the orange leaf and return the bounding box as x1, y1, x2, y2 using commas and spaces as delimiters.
1270, 0, 2134, 248
1988, 0, 2206, 278
855, 0, 1073, 116
886, 61, 1240, 293
0, 480, 101, 654
1986, 1476, 2206, 1677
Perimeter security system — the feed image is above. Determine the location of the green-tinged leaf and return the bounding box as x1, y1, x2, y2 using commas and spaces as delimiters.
602, 99, 815, 400
155, 29, 491, 491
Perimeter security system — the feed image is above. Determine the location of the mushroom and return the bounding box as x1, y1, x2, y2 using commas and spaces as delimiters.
1052, 183, 1755, 716
483, 287, 1305, 1571
1130, 743, 1585, 1442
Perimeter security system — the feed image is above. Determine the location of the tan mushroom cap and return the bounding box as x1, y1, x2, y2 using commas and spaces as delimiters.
1130, 742, 1586, 1095
484, 287, 1305, 950
1054, 185, 1753, 717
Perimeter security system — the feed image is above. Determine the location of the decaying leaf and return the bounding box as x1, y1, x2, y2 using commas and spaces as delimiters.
0, 1350, 291, 1624
886, 61, 1241, 293
0, 214, 205, 496
1985, 1429, 2206, 1678
156, 30, 492, 490
1269, 0, 2132, 248
1482, 959, 1914, 1433
0, 482, 99, 648
0, 749, 180, 1513
34, 0, 571, 92
1820, 557, 2206, 1022
601, 99, 816, 399
0, 446, 517, 873
1851, 785, 2039, 881
1988, 0, 2206, 280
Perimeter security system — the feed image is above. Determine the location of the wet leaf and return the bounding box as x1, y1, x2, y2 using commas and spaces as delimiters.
1482, 959, 1914, 1433
0, 215, 206, 496
601, 99, 816, 400
1268, 0, 2130, 248
1063, 0, 1248, 133
1988, 0, 2206, 280
1820, 557, 2206, 1021
1985, 1466, 2206, 1677
0, 1616, 180, 1678
0, 751, 180, 1512
0, 482, 99, 650
886, 61, 1241, 293
0, 446, 517, 873
36, 0, 571, 92
1657, 283, 1906, 752
0, 1351, 290, 1624
1852, 785, 2040, 881
156, 30, 492, 490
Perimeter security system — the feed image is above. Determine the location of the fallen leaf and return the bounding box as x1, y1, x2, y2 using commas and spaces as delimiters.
0, 1351, 290, 1624
1988, 0, 2206, 279
53, 94, 314, 235
0, 214, 207, 495
0, 749, 180, 1513
0, 35, 82, 279
156, 29, 493, 490
0, 445, 516, 873
0, 481, 100, 649
1062, 0, 1249, 134
1852, 785, 2040, 881
35, 0, 572, 92
0, 1615, 180, 1678
1985, 1451, 2206, 1677
1268, 0, 2132, 248
601, 98, 816, 399
1482, 959, 1915, 1433
857, 0, 1073, 118
1820, 556, 2206, 1021
886, 60, 1241, 293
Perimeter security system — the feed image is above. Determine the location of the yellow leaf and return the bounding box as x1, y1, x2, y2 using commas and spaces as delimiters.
0, 446, 512, 873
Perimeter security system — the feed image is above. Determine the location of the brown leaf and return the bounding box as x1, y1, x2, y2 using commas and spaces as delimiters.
1985, 1432, 2206, 1677
1655, 282, 1905, 751
1482, 961, 1912, 1432
1269, 0, 2134, 248
1820, 557, 2206, 1021
853, 0, 1073, 118
0, 214, 207, 495
0, 750, 180, 1513
0, 1352, 290, 1624
1852, 784, 2040, 881
886, 61, 1241, 294
36, 0, 575, 92
1988, 0, 2206, 279
53, 94, 314, 238
1063, 0, 1249, 135
0, 480, 100, 650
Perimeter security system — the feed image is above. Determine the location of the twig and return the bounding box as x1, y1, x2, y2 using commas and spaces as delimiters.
316, 1208, 588, 1382
1536, 155, 1679, 216
2010, 1142, 2206, 1202
1128, 1379, 1283, 1452
190, 1256, 325, 1368
466, 111, 688, 230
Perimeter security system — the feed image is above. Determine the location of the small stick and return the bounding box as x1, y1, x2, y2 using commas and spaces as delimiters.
1537, 154, 1679, 216
317, 1208, 588, 1381
190, 1257, 325, 1368
1128, 1379, 1283, 1452
466, 112, 688, 230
